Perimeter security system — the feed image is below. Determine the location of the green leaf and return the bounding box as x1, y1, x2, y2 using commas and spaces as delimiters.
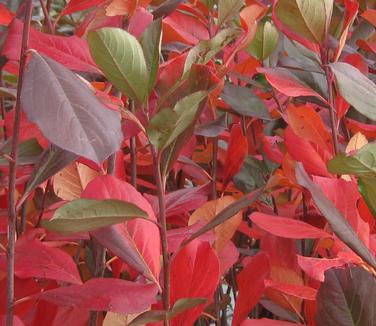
275, 0, 333, 44
88, 28, 148, 103
42, 199, 148, 234
328, 143, 376, 220
296, 163, 376, 269
127, 298, 207, 326
247, 21, 280, 60
328, 143, 376, 177
0, 138, 43, 166
147, 91, 208, 150
331, 62, 376, 121
358, 176, 376, 218
316, 266, 376, 326
169, 298, 207, 318
184, 28, 241, 73
140, 19, 162, 95
218, 0, 243, 26
221, 83, 271, 119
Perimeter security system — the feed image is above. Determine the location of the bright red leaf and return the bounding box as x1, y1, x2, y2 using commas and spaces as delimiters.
82, 175, 161, 285
2, 19, 100, 73
223, 123, 248, 190
169, 240, 220, 326
13, 238, 82, 285
38, 278, 158, 313
249, 212, 331, 239
232, 252, 270, 326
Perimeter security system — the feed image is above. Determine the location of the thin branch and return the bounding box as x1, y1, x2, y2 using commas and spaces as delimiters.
39, 0, 54, 33
151, 145, 170, 326
6, 1, 33, 325
321, 49, 339, 155
89, 153, 116, 326
129, 100, 137, 188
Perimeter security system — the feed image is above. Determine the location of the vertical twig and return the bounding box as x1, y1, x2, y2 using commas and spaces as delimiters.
322, 49, 339, 155
39, 0, 54, 33
7, 1, 33, 325
89, 153, 116, 326
211, 138, 218, 201
0, 71, 8, 141
151, 146, 170, 326
129, 100, 137, 188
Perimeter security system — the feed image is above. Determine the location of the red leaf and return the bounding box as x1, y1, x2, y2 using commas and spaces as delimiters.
14, 239, 82, 285
170, 240, 220, 326
167, 222, 215, 253
223, 123, 248, 190
162, 9, 209, 45
0, 4, 14, 26
312, 176, 370, 246
272, 0, 319, 53
297, 255, 344, 282
249, 212, 331, 239
257, 67, 325, 101
2, 19, 100, 74
0, 315, 24, 326
149, 184, 209, 218
285, 127, 331, 177
361, 8, 376, 27
334, 0, 358, 61
31, 301, 89, 326
82, 175, 161, 285
286, 104, 333, 153
218, 241, 239, 275
38, 278, 158, 313
128, 7, 153, 38
241, 318, 303, 326
60, 0, 106, 16
264, 279, 317, 300
232, 253, 270, 326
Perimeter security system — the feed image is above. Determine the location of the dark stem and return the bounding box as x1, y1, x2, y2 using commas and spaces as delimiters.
33, 179, 52, 229
322, 50, 339, 155
211, 136, 222, 325
211, 137, 218, 200
6, 1, 33, 325
0, 71, 7, 141
151, 145, 170, 326
130, 100, 137, 188
39, 0, 54, 33
89, 153, 116, 326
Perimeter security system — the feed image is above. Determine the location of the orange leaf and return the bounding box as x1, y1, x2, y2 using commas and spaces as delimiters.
53, 162, 99, 200
286, 104, 333, 153
189, 196, 242, 251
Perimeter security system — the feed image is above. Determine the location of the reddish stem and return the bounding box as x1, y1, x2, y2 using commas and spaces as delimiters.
151, 145, 170, 326
7, 1, 33, 325
321, 49, 339, 155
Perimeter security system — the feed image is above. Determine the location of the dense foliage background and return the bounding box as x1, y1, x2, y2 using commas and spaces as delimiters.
0, 0, 376, 325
